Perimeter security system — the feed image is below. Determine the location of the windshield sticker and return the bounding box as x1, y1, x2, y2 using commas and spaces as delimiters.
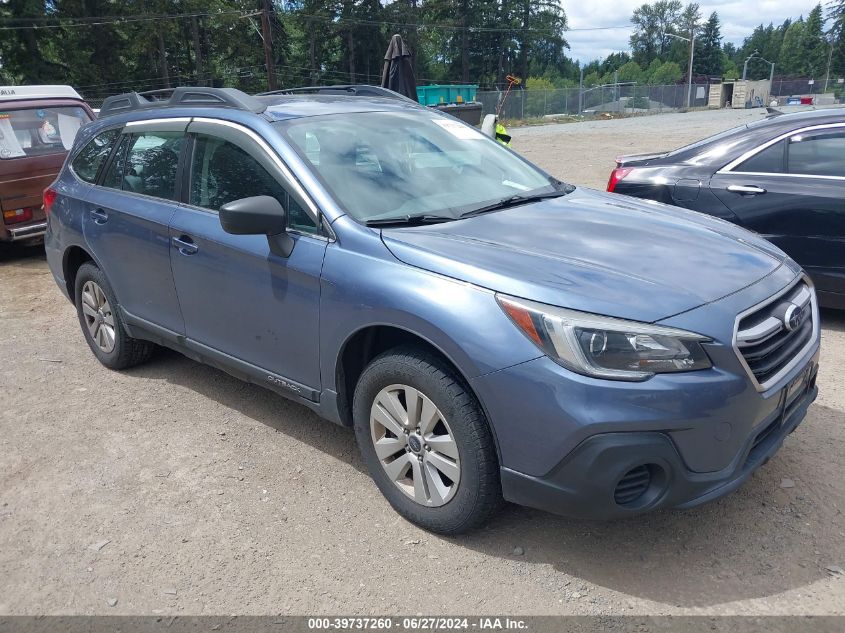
0, 116, 26, 158
58, 112, 82, 150
432, 118, 485, 140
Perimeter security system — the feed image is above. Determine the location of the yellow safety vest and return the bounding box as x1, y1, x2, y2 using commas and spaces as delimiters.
495, 123, 512, 147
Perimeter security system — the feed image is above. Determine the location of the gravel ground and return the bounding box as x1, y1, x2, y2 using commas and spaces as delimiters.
1, 108, 844, 616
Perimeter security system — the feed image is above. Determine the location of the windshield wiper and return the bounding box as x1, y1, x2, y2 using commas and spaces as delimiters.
459, 186, 574, 219
364, 214, 455, 227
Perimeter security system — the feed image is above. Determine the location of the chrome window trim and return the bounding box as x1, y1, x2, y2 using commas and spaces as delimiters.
717, 122, 845, 180
124, 117, 192, 130
732, 274, 820, 393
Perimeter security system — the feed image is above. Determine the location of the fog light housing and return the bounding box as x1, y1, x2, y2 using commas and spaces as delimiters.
614, 464, 667, 507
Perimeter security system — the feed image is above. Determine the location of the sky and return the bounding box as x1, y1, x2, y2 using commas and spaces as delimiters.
563, 0, 819, 64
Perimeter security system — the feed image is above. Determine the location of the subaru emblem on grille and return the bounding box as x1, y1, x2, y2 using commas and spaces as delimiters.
783, 303, 804, 332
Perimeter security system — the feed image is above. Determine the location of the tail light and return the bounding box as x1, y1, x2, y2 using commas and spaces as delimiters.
3, 207, 34, 225
606, 167, 632, 193
43, 187, 58, 217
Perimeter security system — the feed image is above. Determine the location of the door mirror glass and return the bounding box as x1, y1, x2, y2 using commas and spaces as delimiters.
219, 195, 287, 236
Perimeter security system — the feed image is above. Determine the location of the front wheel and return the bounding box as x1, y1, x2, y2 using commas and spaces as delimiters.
353, 346, 502, 534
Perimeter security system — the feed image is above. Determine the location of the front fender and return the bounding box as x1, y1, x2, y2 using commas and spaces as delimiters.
318, 222, 542, 394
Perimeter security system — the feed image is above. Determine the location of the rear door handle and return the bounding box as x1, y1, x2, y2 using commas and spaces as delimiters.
90, 208, 109, 224
172, 235, 198, 255
727, 185, 767, 195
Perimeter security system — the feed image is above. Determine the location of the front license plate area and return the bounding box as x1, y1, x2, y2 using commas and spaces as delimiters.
784, 363, 813, 412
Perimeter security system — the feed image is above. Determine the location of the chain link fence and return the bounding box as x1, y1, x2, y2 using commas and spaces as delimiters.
770, 78, 843, 96
476, 83, 713, 120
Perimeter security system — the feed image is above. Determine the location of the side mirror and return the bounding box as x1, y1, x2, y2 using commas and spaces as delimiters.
219, 195, 286, 235
219, 195, 294, 257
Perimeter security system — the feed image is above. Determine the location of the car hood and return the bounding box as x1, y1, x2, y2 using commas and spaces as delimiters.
381, 188, 785, 322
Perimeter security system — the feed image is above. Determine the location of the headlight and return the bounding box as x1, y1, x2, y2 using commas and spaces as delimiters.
498, 294, 712, 381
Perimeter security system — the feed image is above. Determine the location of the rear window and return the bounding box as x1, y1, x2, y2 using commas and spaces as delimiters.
0, 106, 91, 160
72, 129, 119, 183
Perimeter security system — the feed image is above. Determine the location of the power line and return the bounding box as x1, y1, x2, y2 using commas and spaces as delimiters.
0, 9, 629, 35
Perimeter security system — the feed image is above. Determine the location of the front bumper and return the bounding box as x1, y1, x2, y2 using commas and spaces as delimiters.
498, 368, 817, 519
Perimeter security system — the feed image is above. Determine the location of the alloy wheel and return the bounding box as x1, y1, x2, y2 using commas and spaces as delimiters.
370, 384, 461, 507
80, 280, 116, 353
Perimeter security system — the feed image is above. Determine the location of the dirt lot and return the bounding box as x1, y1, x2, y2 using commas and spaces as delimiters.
1, 108, 844, 616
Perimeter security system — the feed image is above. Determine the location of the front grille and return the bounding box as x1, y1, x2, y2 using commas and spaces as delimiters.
735, 280, 815, 388
614, 465, 651, 506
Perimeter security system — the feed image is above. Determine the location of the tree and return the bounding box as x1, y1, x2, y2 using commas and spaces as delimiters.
649, 60, 683, 84
723, 57, 739, 79
629, 0, 683, 65
830, 0, 845, 79
616, 60, 644, 83
583, 71, 601, 88
779, 19, 806, 75
737, 21, 788, 78
802, 4, 827, 78
695, 12, 723, 76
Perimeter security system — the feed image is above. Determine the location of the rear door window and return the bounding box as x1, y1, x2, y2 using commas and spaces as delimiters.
734, 140, 786, 174
122, 131, 184, 201
787, 130, 845, 177
71, 129, 119, 183
0, 106, 90, 159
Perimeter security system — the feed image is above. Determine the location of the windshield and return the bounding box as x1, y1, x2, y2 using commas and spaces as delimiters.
275, 111, 556, 222
0, 105, 91, 159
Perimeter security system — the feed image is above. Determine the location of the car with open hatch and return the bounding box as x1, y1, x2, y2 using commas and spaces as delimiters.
44, 86, 820, 534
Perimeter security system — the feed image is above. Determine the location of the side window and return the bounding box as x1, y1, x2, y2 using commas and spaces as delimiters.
189, 133, 319, 234
787, 131, 845, 178
123, 131, 184, 201
734, 139, 785, 174
101, 134, 130, 190
71, 129, 118, 183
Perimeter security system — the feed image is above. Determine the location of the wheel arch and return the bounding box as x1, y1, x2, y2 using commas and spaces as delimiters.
62, 244, 96, 305
333, 324, 503, 462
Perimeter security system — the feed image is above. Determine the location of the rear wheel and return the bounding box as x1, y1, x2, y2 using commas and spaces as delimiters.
74, 262, 155, 369
353, 346, 502, 534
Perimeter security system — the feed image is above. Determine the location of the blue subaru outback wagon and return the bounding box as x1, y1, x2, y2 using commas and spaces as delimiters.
44, 87, 820, 533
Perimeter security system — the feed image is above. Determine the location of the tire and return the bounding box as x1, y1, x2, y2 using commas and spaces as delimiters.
353, 345, 502, 534
73, 262, 155, 369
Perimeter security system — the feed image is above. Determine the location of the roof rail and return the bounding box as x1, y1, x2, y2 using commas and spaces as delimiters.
137, 88, 177, 101
99, 87, 266, 118
256, 85, 416, 102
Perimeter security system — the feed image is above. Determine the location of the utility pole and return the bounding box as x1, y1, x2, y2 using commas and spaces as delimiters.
686, 32, 694, 108
578, 67, 583, 114
260, 0, 278, 92
825, 38, 834, 92
664, 31, 695, 108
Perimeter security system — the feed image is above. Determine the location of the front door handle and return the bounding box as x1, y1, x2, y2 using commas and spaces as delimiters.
90, 208, 109, 224
727, 184, 767, 195
172, 235, 198, 255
